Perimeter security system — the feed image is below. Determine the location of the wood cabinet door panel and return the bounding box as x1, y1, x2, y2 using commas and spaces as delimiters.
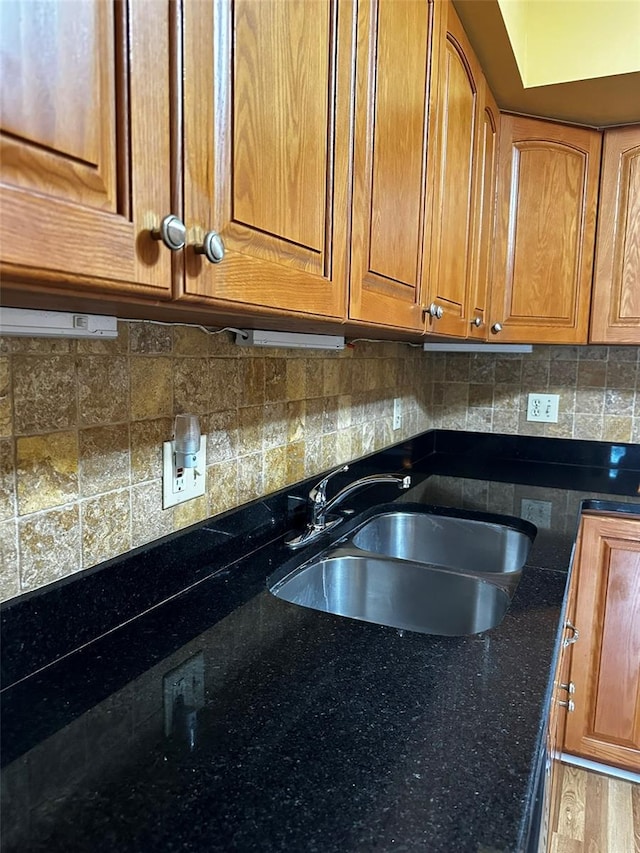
181, 0, 353, 318
424, 5, 479, 337
565, 515, 640, 773
468, 80, 498, 340
491, 117, 601, 344
0, 0, 173, 295
590, 126, 640, 344
349, 0, 438, 330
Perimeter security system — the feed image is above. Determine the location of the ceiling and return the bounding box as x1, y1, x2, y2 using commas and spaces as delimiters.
452, 0, 640, 128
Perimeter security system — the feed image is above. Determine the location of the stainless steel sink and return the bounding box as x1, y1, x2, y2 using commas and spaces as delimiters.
269, 554, 511, 636
350, 511, 532, 574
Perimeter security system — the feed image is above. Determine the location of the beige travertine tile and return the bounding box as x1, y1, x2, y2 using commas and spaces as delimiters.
337, 395, 352, 431
442, 383, 469, 409
237, 453, 263, 502
173, 495, 208, 529
336, 429, 352, 463
602, 416, 633, 443
0, 438, 16, 521
205, 410, 238, 465
130, 322, 172, 354
286, 441, 305, 483
130, 418, 172, 483
321, 434, 338, 468
322, 359, 340, 397
81, 490, 131, 567
130, 357, 172, 420
0, 356, 11, 437
338, 359, 353, 395
286, 400, 305, 444
265, 359, 287, 403
550, 346, 578, 361
173, 357, 210, 415
575, 387, 605, 415
19, 506, 81, 590
608, 346, 639, 364
495, 357, 523, 384
238, 359, 265, 408
604, 388, 634, 416
522, 359, 549, 386
468, 384, 494, 408
466, 407, 493, 431
579, 345, 608, 361
0, 520, 19, 600
209, 359, 240, 412
578, 360, 607, 387
305, 359, 324, 399
445, 354, 471, 383
546, 413, 574, 438
263, 446, 287, 493
573, 414, 605, 440
10, 337, 72, 354
13, 355, 77, 433
131, 481, 173, 547
606, 360, 637, 389
263, 403, 287, 450
208, 329, 237, 357
349, 424, 364, 459
549, 359, 578, 386
16, 432, 78, 515
375, 419, 393, 450
304, 436, 323, 477
238, 406, 264, 456
207, 459, 239, 516
286, 359, 306, 401
78, 356, 129, 426
79, 425, 130, 496
172, 325, 209, 355
322, 396, 339, 434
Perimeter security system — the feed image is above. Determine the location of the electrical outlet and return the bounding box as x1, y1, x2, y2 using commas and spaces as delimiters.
520, 498, 553, 529
162, 436, 207, 509
526, 393, 559, 423
393, 398, 402, 430
163, 652, 205, 736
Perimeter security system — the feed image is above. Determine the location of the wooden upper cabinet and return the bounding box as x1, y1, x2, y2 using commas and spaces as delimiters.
349, 0, 442, 331
178, 0, 354, 319
468, 79, 499, 340
564, 514, 640, 773
590, 125, 640, 344
491, 116, 602, 344
423, 2, 482, 338
0, 0, 173, 297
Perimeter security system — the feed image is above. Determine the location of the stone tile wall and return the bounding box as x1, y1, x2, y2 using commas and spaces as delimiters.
0, 323, 431, 601
2, 326, 639, 605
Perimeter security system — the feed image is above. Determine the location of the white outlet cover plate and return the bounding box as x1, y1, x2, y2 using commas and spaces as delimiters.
526, 393, 559, 423
162, 436, 206, 509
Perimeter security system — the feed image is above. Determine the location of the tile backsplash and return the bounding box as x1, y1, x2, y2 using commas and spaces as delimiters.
1, 324, 638, 604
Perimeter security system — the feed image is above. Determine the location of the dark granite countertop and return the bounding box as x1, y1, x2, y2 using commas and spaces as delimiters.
2, 431, 640, 852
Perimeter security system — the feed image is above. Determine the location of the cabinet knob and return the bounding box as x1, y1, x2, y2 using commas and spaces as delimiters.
560, 682, 576, 694
472, 317, 483, 328
194, 231, 225, 264
491, 322, 503, 334
151, 215, 186, 251
558, 698, 575, 712
427, 302, 444, 320
563, 620, 579, 647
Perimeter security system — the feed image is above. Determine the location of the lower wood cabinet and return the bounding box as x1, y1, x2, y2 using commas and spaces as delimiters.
563, 512, 640, 773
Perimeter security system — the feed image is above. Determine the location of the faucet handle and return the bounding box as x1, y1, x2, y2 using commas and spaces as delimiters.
309, 464, 349, 506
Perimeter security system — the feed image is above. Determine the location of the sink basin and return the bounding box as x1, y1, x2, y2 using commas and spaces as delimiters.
350, 510, 533, 574
269, 554, 511, 636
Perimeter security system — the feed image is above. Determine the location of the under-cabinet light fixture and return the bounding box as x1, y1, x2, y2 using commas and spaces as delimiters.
236, 329, 345, 350
0, 307, 118, 339
423, 343, 533, 354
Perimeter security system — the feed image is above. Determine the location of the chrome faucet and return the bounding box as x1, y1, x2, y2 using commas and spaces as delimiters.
286, 464, 411, 550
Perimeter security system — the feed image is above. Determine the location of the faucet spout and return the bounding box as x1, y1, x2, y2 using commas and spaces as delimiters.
286, 469, 411, 550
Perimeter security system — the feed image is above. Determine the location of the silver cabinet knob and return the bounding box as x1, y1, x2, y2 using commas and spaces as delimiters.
558, 699, 575, 712
472, 317, 483, 328
563, 620, 579, 647
151, 215, 186, 251
560, 682, 576, 694
491, 322, 503, 334
427, 302, 444, 320
194, 231, 225, 264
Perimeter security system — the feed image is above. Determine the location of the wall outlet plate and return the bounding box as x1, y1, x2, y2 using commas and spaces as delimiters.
163, 652, 205, 736
527, 393, 559, 423
393, 398, 402, 430
162, 436, 206, 509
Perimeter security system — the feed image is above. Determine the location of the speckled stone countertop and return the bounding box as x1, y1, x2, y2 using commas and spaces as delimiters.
2, 431, 640, 852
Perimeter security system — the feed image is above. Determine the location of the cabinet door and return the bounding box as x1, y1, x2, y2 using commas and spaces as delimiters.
590, 125, 640, 344
491, 117, 601, 344
179, 0, 354, 319
348, 0, 442, 331
423, 2, 481, 338
467, 79, 499, 340
564, 514, 640, 773
0, 0, 173, 298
